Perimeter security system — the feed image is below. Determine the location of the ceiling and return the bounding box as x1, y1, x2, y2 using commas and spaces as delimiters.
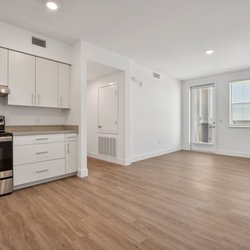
87, 60, 122, 82
0, 0, 250, 80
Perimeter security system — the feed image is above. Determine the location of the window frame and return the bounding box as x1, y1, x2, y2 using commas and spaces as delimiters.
229, 79, 250, 128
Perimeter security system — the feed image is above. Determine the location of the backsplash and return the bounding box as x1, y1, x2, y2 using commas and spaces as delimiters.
0, 98, 66, 125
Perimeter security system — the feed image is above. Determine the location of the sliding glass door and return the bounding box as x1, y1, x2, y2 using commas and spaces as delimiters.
190, 84, 216, 152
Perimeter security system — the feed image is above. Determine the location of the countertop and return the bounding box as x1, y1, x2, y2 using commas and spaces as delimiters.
6, 125, 78, 136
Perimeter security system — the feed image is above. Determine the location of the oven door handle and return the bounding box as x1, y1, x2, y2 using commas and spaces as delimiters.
0, 136, 12, 142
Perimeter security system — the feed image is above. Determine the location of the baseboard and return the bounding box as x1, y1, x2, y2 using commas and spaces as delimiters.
132, 147, 182, 163
14, 173, 77, 190
87, 152, 130, 166
77, 168, 88, 177
88, 147, 250, 164
216, 150, 250, 158
183, 146, 250, 159
182, 145, 191, 150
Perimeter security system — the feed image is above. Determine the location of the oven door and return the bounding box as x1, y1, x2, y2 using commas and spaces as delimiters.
0, 136, 13, 178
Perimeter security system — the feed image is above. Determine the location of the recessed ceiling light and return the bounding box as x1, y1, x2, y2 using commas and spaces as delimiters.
206, 50, 215, 55
46, 1, 58, 10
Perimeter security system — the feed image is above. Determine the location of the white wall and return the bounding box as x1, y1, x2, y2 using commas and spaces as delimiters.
0, 21, 72, 126
87, 71, 126, 164
130, 62, 182, 162
68, 41, 183, 167
0, 21, 72, 63
85, 42, 128, 71
0, 98, 66, 125
65, 42, 82, 126
183, 68, 250, 158
65, 41, 88, 177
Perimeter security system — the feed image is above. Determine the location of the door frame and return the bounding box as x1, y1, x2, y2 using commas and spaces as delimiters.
189, 83, 218, 153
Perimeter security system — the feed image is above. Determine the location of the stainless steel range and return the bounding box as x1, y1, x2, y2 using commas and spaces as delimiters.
0, 116, 13, 196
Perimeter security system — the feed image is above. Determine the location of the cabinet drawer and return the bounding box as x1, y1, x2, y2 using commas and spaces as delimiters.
14, 142, 65, 166
14, 134, 65, 146
65, 133, 77, 142
14, 159, 65, 186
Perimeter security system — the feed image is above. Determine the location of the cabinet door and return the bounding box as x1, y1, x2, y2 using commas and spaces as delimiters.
0, 48, 8, 86
58, 63, 70, 108
98, 83, 118, 133
66, 141, 77, 174
36, 58, 58, 108
8, 51, 35, 106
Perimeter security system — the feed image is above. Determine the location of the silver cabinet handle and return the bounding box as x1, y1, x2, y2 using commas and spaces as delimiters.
38, 95, 40, 105
36, 151, 48, 155
31, 94, 34, 105
66, 136, 76, 139
0, 136, 12, 142
60, 97, 62, 107
36, 138, 48, 141
36, 169, 48, 174
67, 143, 70, 154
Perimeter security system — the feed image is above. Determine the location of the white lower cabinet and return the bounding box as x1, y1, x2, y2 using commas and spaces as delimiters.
65, 134, 78, 174
14, 159, 65, 186
14, 133, 64, 146
14, 142, 65, 166
13, 133, 78, 188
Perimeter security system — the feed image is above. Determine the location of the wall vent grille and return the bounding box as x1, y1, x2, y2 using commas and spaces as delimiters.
153, 72, 161, 79
32, 37, 46, 48
98, 136, 117, 158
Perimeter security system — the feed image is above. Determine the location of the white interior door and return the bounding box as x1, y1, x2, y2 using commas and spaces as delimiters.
190, 84, 216, 152
98, 83, 118, 134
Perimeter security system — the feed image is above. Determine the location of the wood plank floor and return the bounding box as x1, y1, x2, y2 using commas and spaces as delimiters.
1, 151, 250, 249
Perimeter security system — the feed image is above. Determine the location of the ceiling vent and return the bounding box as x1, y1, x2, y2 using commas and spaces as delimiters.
32, 37, 46, 48
153, 72, 161, 79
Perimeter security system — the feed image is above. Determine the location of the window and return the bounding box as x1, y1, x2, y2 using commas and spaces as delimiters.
230, 79, 250, 126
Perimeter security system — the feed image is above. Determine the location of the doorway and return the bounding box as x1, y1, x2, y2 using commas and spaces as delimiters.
87, 60, 126, 164
190, 84, 216, 152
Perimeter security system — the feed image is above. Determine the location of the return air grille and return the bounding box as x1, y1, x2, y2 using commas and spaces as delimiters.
32, 37, 46, 48
98, 136, 117, 158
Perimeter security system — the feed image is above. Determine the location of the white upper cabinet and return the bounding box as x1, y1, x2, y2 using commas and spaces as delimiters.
0, 48, 8, 86
98, 83, 118, 134
58, 63, 70, 108
8, 51, 36, 106
5, 48, 70, 109
36, 58, 58, 108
